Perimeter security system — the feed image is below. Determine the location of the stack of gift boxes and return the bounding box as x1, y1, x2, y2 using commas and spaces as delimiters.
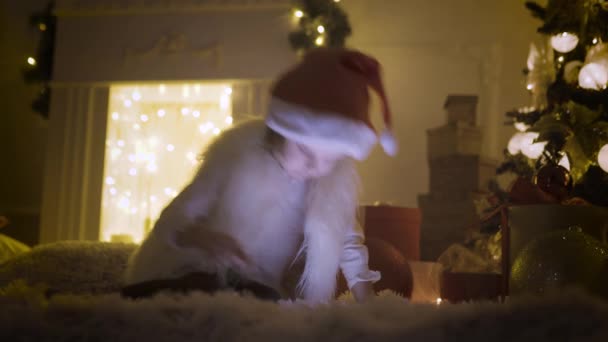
418, 95, 498, 262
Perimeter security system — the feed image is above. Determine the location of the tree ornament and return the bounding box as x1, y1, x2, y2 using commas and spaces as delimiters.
508, 132, 526, 155
558, 153, 571, 171
579, 63, 608, 89
598, 144, 608, 172
520, 132, 547, 159
366, 238, 413, 298
563, 60, 583, 84
550, 32, 579, 53
533, 163, 573, 200
579, 43, 608, 90
510, 228, 608, 299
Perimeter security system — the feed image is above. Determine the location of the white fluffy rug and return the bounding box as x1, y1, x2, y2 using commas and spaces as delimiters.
1, 285, 607, 342
1, 241, 608, 341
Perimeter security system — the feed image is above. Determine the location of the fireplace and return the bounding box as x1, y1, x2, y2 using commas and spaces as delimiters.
40, 0, 295, 243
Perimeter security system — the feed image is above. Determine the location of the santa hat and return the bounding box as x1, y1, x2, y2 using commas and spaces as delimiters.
266, 48, 397, 160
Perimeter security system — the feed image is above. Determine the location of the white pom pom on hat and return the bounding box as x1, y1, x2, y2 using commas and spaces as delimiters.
265, 47, 398, 160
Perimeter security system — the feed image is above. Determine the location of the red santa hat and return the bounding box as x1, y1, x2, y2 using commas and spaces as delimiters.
266, 47, 397, 160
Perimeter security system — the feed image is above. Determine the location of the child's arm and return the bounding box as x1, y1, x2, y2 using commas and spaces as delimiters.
152, 168, 252, 269
152, 169, 219, 242
340, 224, 381, 303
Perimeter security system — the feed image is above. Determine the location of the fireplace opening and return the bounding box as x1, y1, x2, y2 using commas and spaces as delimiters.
100, 82, 233, 243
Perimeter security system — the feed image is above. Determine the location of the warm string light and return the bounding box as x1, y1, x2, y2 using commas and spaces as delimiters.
292, 3, 340, 48
550, 32, 579, 53
100, 83, 234, 243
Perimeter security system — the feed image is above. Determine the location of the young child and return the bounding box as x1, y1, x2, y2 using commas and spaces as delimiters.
123, 47, 398, 303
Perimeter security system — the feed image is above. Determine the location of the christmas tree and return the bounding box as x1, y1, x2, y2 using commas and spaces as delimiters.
499, 0, 608, 207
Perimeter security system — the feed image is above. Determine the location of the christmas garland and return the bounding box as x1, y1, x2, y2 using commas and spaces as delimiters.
22, 1, 55, 119
288, 0, 351, 53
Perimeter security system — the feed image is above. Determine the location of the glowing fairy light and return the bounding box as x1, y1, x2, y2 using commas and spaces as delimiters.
220, 95, 230, 110
117, 197, 130, 209
132, 91, 142, 101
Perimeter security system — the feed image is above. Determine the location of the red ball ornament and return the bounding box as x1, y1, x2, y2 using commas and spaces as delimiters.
366, 237, 413, 297
533, 164, 573, 201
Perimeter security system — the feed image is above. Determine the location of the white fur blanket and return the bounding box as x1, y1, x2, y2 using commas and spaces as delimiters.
1, 242, 607, 341
0, 287, 607, 342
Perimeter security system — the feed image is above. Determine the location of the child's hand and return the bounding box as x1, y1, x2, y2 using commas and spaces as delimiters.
351, 281, 375, 303
176, 225, 252, 270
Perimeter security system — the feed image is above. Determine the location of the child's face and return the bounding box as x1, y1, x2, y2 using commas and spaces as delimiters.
276, 140, 342, 180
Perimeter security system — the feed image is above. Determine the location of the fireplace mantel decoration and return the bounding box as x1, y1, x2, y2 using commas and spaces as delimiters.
124, 33, 223, 68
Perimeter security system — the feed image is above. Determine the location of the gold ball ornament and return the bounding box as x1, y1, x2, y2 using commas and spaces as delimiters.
366, 237, 413, 298
510, 228, 608, 298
